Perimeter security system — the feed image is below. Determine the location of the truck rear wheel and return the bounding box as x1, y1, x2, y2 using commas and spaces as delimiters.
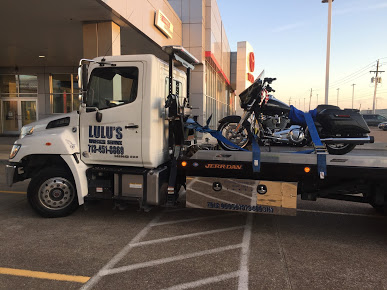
27, 167, 79, 218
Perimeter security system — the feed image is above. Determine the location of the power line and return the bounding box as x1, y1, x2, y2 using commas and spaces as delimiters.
329, 61, 375, 87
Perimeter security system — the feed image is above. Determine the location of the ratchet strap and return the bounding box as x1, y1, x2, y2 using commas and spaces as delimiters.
185, 118, 261, 172
303, 112, 327, 179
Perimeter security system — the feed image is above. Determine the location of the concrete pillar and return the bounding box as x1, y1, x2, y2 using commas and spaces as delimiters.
83, 22, 121, 59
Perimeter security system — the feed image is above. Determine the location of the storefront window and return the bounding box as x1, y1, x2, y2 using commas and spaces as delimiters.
0, 75, 38, 133
0, 75, 37, 96
50, 74, 80, 113
205, 61, 233, 129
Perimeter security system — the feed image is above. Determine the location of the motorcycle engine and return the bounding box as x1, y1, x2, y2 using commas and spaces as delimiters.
288, 127, 305, 144
263, 115, 288, 132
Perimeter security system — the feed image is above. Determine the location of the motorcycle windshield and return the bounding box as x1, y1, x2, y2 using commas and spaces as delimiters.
239, 70, 265, 108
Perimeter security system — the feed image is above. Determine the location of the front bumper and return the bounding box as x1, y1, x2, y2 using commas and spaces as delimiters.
5, 164, 16, 187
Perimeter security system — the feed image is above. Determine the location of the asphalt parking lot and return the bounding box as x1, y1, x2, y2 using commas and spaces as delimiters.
0, 134, 387, 289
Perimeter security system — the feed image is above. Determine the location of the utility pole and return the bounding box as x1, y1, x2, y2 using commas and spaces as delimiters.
370, 59, 385, 114
336, 88, 339, 107
309, 88, 313, 110
351, 84, 356, 109
288, 97, 292, 105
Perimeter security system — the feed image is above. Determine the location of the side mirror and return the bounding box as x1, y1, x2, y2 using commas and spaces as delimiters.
96, 111, 102, 123
78, 63, 89, 103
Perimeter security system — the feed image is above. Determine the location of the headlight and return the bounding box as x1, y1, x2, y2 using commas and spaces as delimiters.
9, 144, 21, 159
20, 126, 34, 139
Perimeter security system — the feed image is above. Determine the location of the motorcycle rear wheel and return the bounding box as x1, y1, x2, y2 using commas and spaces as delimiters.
218, 121, 250, 151
325, 143, 356, 155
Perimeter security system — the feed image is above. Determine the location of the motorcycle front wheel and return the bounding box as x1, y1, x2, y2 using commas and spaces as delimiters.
217, 121, 250, 151
325, 143, 356, 155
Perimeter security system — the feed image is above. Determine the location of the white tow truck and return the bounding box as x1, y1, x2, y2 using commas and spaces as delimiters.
5, 46, 387, 217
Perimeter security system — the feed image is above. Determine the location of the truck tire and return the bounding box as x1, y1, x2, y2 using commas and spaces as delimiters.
325, 143, 356, 155
27, 167, 79, 218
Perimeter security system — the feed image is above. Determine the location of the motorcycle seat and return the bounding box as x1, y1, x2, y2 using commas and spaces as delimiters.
316, 104, 340, 115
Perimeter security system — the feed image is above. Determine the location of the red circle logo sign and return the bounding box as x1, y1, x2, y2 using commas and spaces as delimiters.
249, 52, 255, 72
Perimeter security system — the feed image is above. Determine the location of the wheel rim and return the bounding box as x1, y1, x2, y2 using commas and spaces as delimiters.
38, 177, 75, 210
326, 143, 350, 150
220, 123, 249, 149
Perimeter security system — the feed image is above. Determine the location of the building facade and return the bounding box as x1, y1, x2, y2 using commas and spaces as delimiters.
0, 0, 254, 135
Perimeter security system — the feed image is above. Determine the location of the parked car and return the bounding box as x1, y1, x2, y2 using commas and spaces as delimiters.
362, 114, 387, 126
378, 122, 387, 131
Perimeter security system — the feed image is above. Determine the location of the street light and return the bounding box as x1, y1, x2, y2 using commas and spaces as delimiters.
322, 0, 334, 105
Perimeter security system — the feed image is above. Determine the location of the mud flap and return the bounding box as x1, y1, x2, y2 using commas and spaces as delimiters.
186, 177, 297, 216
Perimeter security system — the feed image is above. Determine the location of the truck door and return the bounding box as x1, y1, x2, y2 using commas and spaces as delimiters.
79, 62, 143, 166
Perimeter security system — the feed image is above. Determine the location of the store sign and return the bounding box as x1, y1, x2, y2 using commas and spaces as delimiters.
155, 10, 173, 38
249, 52, 255, 72
247, 52, 255, 83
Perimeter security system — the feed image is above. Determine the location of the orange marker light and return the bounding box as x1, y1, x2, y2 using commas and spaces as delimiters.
304, 167, 311, 173
45, 142, 52, 146
181, 161, 187, 167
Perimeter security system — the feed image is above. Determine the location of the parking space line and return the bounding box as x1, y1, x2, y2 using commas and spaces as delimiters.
153, 212, 240, 226
102, 244, 242, 276
237, 180, 259, 290
0, 267, 89, 283
132, 226, 245, 247
0, 190, 26, 194
81, 213, 164, 290
163, 271, 240, 290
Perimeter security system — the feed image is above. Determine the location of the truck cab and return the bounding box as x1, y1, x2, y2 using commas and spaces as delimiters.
6, 46, 199, 217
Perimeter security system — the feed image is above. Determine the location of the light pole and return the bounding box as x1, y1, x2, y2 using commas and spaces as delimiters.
322, 0, 334, 105
351, 84, 356, 109
336, 88, 339, 106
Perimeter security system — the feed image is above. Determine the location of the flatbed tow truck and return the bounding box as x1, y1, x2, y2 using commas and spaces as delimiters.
5, 46, 387, 217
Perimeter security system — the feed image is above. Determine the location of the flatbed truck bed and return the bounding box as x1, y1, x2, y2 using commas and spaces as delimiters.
178, 149, 387, 215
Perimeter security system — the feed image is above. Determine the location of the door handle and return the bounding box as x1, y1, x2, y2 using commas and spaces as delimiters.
125, 124, 139, 129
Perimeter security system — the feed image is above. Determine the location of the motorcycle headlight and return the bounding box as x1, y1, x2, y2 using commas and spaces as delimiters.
9, 144, 21, 159
20, 126, 34, 139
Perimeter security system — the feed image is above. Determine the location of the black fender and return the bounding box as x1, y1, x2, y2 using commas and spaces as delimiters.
218, 115, 251, 127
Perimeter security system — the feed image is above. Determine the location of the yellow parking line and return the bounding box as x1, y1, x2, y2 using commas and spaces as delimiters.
0, 267, 90, 283
0, 190, 26, 194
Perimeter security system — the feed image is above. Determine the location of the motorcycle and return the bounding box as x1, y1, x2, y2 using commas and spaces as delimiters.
217, 70, 374, 155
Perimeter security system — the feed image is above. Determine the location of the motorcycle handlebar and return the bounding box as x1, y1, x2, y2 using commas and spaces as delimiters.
264, 77, 277, 84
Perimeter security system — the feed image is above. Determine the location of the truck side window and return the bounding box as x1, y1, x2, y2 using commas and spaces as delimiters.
86, 67, 139, 110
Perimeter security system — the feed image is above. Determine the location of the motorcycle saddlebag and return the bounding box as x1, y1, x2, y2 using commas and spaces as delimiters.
316, 108, 370, 134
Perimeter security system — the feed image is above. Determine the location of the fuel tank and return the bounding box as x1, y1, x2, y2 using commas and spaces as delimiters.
261, 95, 291, 115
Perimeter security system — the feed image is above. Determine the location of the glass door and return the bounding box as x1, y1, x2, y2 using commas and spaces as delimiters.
2, 100, 19, 132
2, 99, 37, 134
21, 100, 37, 127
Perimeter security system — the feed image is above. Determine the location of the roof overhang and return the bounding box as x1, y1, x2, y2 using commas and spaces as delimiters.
0, 0, 166, 68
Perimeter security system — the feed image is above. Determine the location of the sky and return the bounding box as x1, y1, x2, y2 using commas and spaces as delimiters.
217, 0, 387, 111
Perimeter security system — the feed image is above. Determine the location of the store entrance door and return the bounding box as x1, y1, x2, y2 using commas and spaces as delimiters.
2, 99, 38, 134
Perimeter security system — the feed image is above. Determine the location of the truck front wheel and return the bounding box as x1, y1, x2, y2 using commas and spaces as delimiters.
27, 167, 79, 218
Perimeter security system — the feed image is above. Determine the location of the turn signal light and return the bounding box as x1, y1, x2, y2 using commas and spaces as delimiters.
181, 161, 187, 167
304, 167, 311, 173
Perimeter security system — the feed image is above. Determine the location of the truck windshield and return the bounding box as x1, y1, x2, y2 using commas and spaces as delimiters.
86, 67, 139, 110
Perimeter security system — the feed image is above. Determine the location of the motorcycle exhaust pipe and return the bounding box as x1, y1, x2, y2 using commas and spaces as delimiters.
320, 136, 374, 144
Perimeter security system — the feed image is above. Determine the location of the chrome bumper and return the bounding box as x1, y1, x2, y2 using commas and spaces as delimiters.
5, 165, 16, 187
